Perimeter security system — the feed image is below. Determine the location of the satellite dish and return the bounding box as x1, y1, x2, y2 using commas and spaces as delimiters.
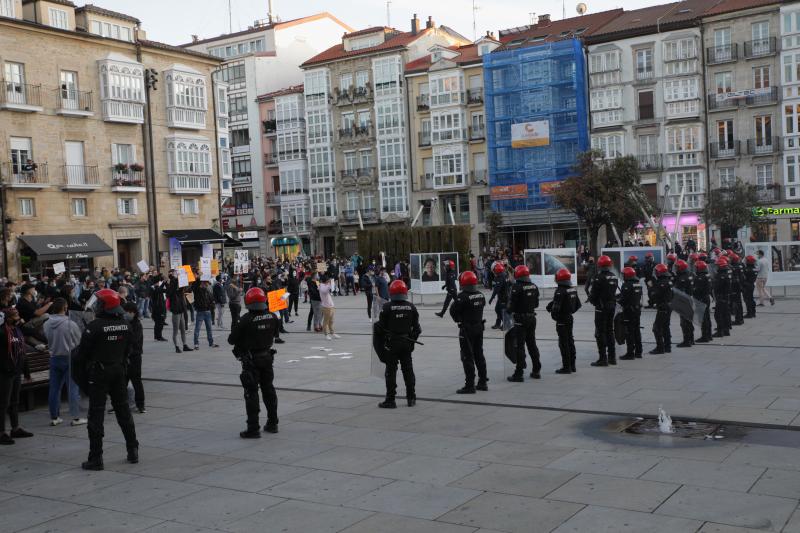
577, 2, 587, 14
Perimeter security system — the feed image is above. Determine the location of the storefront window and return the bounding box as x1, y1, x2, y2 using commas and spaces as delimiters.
791, 218, 800, 241
752, 219, 778, 242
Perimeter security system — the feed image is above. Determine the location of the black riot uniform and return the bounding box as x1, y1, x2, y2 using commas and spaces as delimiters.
694, 268, 713, 343
449, 287, 487, 393
713, 263, 732, 337
436, 265, 458, 317
228, 308, 280, 437
547, 281, 581, 373
507, 277, 541, 381
489, 272, 509, 329
642, 256, 656, 307
378, 296, 422, 408
618, 276, 643, 360
743, 261, 757, 318
589, 267, 618, 366
675, 268, 695, 347
78, 310, 138, 470
730, 260, 745, 325
650, 270, 673, 354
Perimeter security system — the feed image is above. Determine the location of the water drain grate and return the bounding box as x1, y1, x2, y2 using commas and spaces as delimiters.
622, 418, 725, 439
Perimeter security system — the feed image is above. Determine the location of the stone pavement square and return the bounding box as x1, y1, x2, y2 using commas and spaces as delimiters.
545, 473, 679, 512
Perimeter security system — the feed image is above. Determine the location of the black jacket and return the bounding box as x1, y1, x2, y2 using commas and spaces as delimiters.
166, 278, 186, 314
77, 313, 132, 366
618, 279, 642, 314
651, 277, 673, 310
379, 299, 421, 354
509, 280, 539, 317
228, 310, 279, 359
442, 269, 457, 294
450, 290, 485, 325
694, 272, 711, 302
128, 317, 143, 361
150, 282, 167, 315
547, 285, 581, 322
192, 281, 214, 312
0, 324, 26, 375
589, 270, 618, 309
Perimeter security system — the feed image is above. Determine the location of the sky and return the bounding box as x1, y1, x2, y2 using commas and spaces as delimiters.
93, 0, 659, 45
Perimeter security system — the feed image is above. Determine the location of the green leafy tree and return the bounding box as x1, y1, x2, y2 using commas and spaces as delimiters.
553, 150, 650, 252
704, 178, 759, 239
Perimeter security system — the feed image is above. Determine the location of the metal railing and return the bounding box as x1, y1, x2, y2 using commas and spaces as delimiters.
432, 129, 467, 143
744, 37, 777, 58
707, 93, 739, 111
635, 67, 654, 81
467, 88, 483, 104
416, 94, 430, 111
341, 209, 359, 222
637, 154, 662, 171
280, 187, 308, 195
112, 169, 145, 188
469, 125, 486, 140
263, 119, 277, 134
756, 186, 780, 203
264, 153, 278, 166
56, 88, 93, 112
709, 141, 740, 159
357, 167, 375, 178
707, 43, 738, 64
362, 208, 378, 221
264, 192, 280, 205
340, 169, 357, 178
746, 86, 778, 106
1, 82, 42, 107
168, 174, 210, 192
1, 162, 48, 185
62, 165, 100, 186
747, 137, 779, 155
277, 148, 306, 160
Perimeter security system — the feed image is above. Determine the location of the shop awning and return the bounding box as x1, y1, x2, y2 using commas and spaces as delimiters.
271, 237, 299, 247
162, 229, 227, 244
19, 234, 113, 260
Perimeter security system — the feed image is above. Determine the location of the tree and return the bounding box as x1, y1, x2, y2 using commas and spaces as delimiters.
704, 178, 759, 239
485, 210, 503, 250
553, 150, 650, 252
335, 226, 346, 258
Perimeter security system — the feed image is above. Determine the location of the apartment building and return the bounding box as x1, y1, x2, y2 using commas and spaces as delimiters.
300, 16, 469, 257
779, 1, 800, 240
0, 0, 222, 278
184, 13, 352, 257
257, 85, 310, 258
405, 36, 499, 252
586, 1, 710, 249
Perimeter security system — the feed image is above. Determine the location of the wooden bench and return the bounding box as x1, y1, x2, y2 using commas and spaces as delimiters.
21, 350, 50, 410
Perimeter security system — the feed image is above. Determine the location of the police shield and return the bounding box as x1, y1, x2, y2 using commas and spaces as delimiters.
372, 322, 389, 364
672, 287, 708, 326
614, 309, 626, 345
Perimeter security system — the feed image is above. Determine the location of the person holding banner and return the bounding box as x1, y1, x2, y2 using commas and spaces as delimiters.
166, 272, 193, 354
449, 271, 487, 394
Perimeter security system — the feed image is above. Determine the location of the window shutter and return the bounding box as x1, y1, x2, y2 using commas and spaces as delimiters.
132, 198, 138, 215
117, 198, 122, 214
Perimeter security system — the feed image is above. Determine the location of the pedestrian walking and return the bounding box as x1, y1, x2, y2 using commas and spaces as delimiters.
192, 279, 218, 350
319, 275, 339, 340
166, 272, 193, 354
43, 298, 85, 426
755, 250, 774, 306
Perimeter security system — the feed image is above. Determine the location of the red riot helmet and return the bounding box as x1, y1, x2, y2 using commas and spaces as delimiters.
459, 271, 478, 286
555, 268, 571, 283
514, 265, 530, 279
622, 267, 637, 280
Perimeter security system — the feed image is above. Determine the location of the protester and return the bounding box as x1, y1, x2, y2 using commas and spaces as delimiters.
227, 279, 243, 329
43, 298, 85, 426
319, 274, 340, 341
0, 308, 33, 445
755, 250, 774, 306
166, 272, 193, 354
213, 276, 227, 329
192, 278, 218, 350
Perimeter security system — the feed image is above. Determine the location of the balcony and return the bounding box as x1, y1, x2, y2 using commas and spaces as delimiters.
744, 37, 777, 58
1, 162, 49, 188
264, 153, 278, 166
168, 174, 211, 194
263, 119, 277, 135
747, 137, 780, 156
666, 152, 702, 168
469, 125, 486, 141
707, 93, 739, 111
418, 173, 434, 191
707, 43, 738, 64
55, 89, 93, 117
634, 67, 655, 82
265, 192, 280, 205
340, 169, 357, 179
111, 168, 145, 192
668, 193, 704, 211
418, 131, 431, 147
167, 107, 206, 129
268, 220, 282, 234
280, 187, 309, 195
61, 165, 101, 190
709, 141, 740, 159
102, 99, 144, 124
467, 88, 484, 105
756, 185, 780, 203
357, 167, 375, 178
416, 94, 430, 111
432, 129, 467, 144
637, 154, 663, 171
340, 209, 359, 223
277, 117, 305, 130
338, 125, 371, 141
277, 149, 307, 161
1, 82, 43, 112
334, 86, 373, 106
471, 169, 488, 185
746, 86, 778, 106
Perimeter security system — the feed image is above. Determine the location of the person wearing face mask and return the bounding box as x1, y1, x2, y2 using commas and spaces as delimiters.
122, 302, 145, 413
0, 308, 34, 445
150, 275, 168, 342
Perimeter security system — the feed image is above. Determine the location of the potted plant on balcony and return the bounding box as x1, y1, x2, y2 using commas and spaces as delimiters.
130, 163, 144, 172
114, 162, 129, 173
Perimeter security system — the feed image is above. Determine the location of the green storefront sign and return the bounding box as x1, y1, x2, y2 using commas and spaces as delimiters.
752, 206, 800, 217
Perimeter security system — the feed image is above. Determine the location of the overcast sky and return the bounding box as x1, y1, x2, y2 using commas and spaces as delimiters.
94, 0, 658, 45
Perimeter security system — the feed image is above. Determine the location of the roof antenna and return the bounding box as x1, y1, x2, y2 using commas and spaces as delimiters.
529, 12, 536, 25
228, 0, 232, 33
386, 0, 392, 27
472, 0, 480, 41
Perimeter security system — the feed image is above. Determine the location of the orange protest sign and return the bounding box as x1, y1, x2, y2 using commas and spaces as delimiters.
268, 288, 288, 312
211, 259, 220, 276
181, 265, 195, 283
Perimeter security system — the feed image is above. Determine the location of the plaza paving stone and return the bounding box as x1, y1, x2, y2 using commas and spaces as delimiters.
1, 293, 799, 532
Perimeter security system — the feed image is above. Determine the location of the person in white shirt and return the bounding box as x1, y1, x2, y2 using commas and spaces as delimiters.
755, 250, 774, 306
318, 275, 340, 341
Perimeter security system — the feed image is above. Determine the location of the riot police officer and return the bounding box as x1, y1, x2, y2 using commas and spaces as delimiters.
625, 255, 638, 270
378, 280, 421, 408
674, 259, 695, 348
449, 271, 487, 393
618, 267, 642, 360
435, 260, 458, 318
589, 255, 618, 367
228, 287, 280, 438
488, 261, 508, 329
642, 252, 656, 308
77, 289, 138, 471
728, 253, 745, 325
507, 265, 542, 382
547, 268, 580, 374
713, 256, 732, 337
743, 255, 758, 318
650, 264, 673, 354
666, 253, 677, 277
694, 260, 713, 343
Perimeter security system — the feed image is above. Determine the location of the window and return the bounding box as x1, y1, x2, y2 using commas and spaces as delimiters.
783, 53, 800, 84
362, 191, 375, 211
784, 104, 800, 135
230, 127, 249, 148
306, 110, 330, 145
431, 110, 463, 142
666, 125, 701, 166
311, 187, 336, 217
345, 191, 359, 211
343, 151, 356, 172
277, 130, 304, 158
717, 119, 735, 151
221, 148, 231, 176
714, 28, 733, 61
663, 38, 697, 61
373, 56, 401, 95
754, 115, 772, 149
339, 73, 352, 91
380, 179, 408, 213
99, 60, 144, 103
279, 168, 305, 194
9, 137, 32, 177
112, 143, 135, 167
217, 62, 246, 86
591, 134, 623, 159
718, 167, 735, 188
635, 48, 654, 79
166, 72, 207, 110
0, 0, 14, 17
308, 147, 333, 181
714, 72, 733, 94
590, 88, 622, 110
304, 70, 329, 106
376, 100, 402, 136
355, 70, 369, 89
664, 78, 698, 101
786, 154, 799, 187
4, 62, 25, 104
89, 20, 133, 41
19, 198, 35, 216
433, 151, 466, 188
753, 66, 771, 89
378, 139, 404, 177
276, 97, 300, 124
231, 157, 251, 178
181, 198, 199, 215
638, 90, 654, 120
228, 94, 248, 121
341, 112, 355, 132
667, 171, 704, 209
167, 139, 212, 175
756, 163, 773, 188
430, 74, 461, 105
589, 50, 620, 73
638, 134, 658, 156
208, 38, 265, 59
117, 197, 138, 215
48, 8, 68, 29
359, 149, 372, 170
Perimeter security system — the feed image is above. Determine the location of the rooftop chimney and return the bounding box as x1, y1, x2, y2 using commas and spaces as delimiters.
538, 14, 551, 26
191, 34, 199, 43
411, 13, 420, 35
486, 30, 496, 39
426, 16, 435, 29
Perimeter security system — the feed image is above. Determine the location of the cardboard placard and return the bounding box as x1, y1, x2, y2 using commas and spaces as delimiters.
211, 259, 220, 276
268, 288, 288, 312
136, 260, 149, 273
177, 270, 189, 288
202, 243, 213, 259
181, 265, 196, 283
199, 258, 212, 281
53, 262, 66, 275
316, 263, 327, 273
